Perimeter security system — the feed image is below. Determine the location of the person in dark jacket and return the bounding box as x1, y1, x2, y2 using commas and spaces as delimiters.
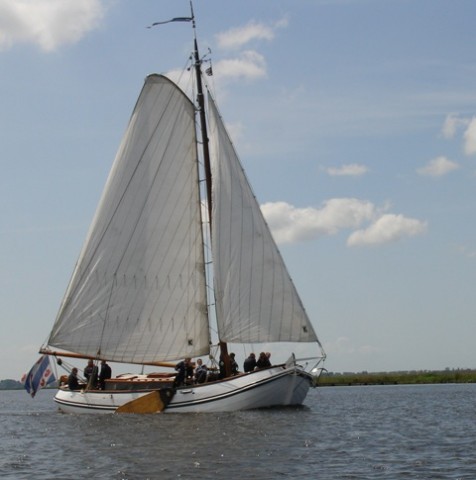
256, 351, 271, 369
218, 354, 226, 379
230, 353, 239, 375
174, 357, 193, 386
68, 368, 81, 390
98, 360, 112, 390
243, 353, 257, 372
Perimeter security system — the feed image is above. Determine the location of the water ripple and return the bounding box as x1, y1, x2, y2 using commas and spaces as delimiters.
1, 384, 476, 479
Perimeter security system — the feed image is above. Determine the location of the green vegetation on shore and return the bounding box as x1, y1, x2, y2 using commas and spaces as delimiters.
0, 379, 23, 390
318, 369, 476, 386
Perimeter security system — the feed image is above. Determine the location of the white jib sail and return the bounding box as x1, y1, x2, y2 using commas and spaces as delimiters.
47, 75, 210, 363
208, 93, 320, 345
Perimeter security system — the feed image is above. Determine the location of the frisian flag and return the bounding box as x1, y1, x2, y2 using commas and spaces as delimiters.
21, 355, 56, 398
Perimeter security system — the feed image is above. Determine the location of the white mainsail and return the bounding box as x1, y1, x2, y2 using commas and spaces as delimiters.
208, 94, 321, 346
47, 75, 210, 363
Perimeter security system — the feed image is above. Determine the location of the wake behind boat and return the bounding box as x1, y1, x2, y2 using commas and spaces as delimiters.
25, 4, 326, 414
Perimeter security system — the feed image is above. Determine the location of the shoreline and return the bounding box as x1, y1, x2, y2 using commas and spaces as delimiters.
318, 369, 476, 386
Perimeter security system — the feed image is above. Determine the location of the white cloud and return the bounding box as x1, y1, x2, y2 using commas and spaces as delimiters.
347, 214, 427, 247
262, 199, 425, 247
325, 164, 369, 176
463, 117, 476, 155
441, 114, 476, 156
261, 198, 376, 244
215, 18, 287, 50
417, 156, 460, 177
208, 18, 287, 88
0, 0, 104, 52
441, 113, 469, 139
214, 50, 267, 81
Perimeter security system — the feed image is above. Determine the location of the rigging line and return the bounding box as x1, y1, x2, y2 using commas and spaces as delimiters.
174, 55, 194, 92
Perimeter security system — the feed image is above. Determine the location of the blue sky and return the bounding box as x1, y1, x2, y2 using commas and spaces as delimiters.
1, 0, 475, 380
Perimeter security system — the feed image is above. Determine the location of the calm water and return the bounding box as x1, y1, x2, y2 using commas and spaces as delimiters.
1, 383, 475, 479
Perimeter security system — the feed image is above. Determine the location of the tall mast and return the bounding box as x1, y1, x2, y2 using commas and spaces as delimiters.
190, 4, 212, 229
149, 3, 231, 376
189, 2, 231, 377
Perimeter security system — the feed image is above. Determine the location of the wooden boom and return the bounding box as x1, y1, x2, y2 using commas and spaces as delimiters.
39, 348, 176, 369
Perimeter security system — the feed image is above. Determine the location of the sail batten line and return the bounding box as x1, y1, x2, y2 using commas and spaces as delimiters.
143, 110, 208, 360
208, 92, 319, 344
105, 96, 199, 361
49, 85, 170, 343
137, 205, 205, 361
134, 158, 201, 360
94, 86, 185, 355
47, 76, 210, 363
108, 167, 206, 357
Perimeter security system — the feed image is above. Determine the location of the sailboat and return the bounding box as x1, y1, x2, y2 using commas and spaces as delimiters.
38, 9, 326, 414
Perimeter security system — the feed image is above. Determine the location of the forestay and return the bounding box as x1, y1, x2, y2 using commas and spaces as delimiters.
47, 75, 210, 363
208, 94, 320, 345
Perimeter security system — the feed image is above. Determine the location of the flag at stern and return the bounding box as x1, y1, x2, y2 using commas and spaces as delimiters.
21, 355, 56, 398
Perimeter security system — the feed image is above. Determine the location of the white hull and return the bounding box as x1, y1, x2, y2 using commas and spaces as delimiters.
54, 365, 313, 414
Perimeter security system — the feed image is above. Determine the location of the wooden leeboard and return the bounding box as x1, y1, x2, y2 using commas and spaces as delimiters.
115, 391, 165, 414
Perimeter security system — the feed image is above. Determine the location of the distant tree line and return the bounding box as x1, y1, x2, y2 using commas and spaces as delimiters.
0, 379, 23, 390
0, 379, 58, 390
318, 369, 476, 386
